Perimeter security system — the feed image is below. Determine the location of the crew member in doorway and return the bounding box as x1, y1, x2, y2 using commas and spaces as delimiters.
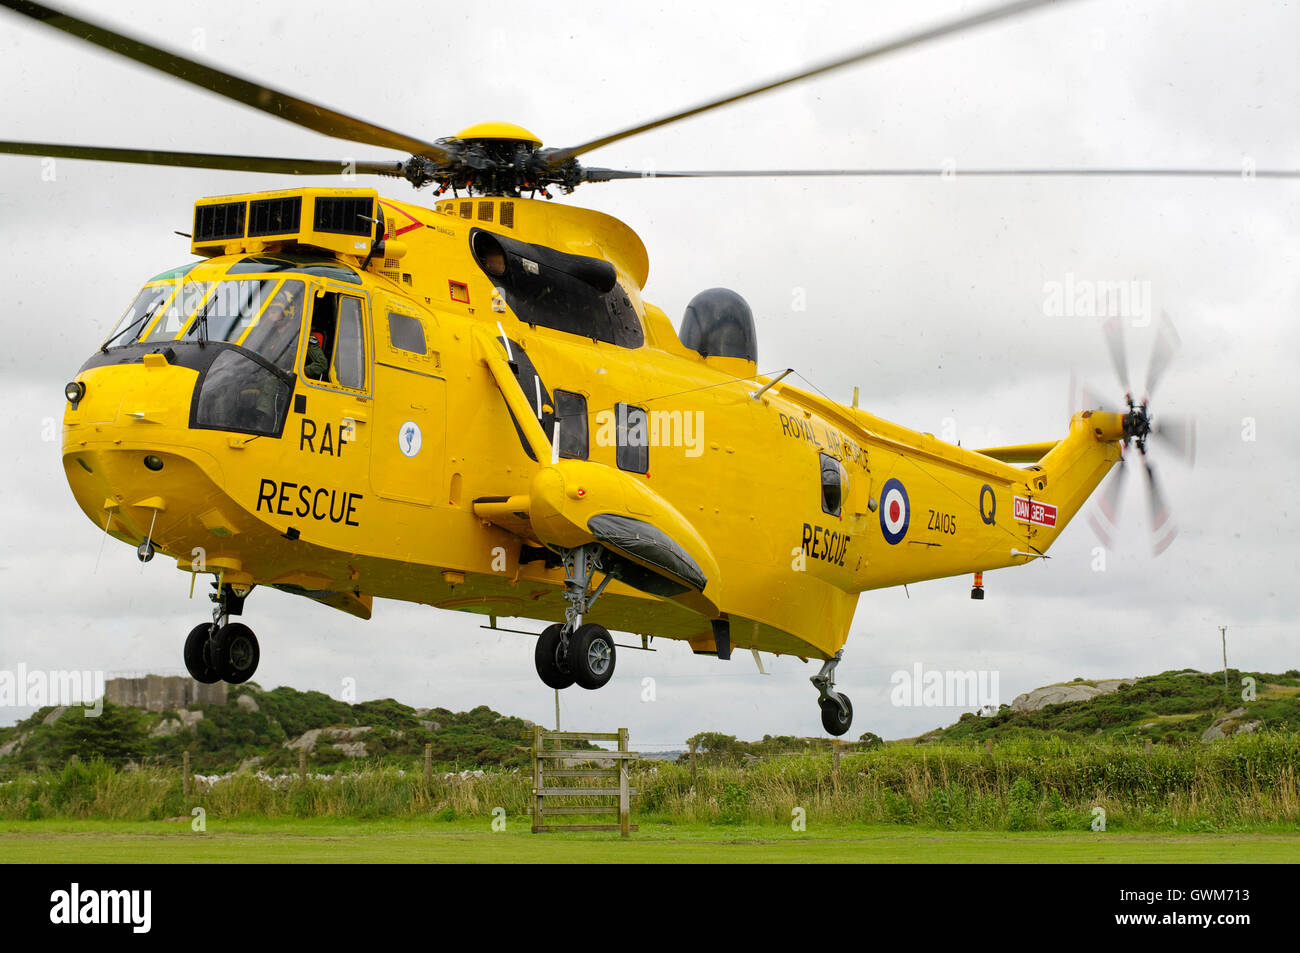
305, 330, 328, 380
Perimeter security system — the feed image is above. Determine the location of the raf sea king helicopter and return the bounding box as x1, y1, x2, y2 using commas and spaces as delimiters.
12, 0, 1276, 734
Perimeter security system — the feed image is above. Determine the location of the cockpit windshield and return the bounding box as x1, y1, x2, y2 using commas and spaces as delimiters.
239, 280, 307, 371
142, 281, 212, 343
183, 278, 283, 346
103, 284, 175, 348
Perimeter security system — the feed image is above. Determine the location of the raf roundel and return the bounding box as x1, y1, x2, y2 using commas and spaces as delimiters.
398, 421, 423, 458
879, 478, 910, 545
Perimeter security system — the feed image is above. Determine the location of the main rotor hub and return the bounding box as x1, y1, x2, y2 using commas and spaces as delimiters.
400, 122, 585, 197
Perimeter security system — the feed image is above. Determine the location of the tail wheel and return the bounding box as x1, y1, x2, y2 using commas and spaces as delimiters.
534, 623, 575, 689
183, 623, 221, 684
820, 694, 853, 736
570, 623, 616, 690
212, 622, 260, 684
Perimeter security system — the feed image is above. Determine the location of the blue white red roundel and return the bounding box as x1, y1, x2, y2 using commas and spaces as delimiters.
879, 478, 910, 545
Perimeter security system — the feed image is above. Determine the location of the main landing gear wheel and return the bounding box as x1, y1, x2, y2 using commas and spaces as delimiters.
534, 623, 576, 690
183, 623, 221, 684
811, 649, 853, 736
570, 623, 616, 690
211, 622, 260, 684
820, 694, 853, 736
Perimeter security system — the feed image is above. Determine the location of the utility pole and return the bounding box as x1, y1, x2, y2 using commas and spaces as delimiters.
1220, 626, 1229, 693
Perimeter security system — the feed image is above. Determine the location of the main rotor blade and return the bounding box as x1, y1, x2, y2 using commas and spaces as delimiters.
584, 167, 1300, 181
1102, 315, 1131, 395
0, 140, 406, 177
1, 1, 452, 163
551, 0, 1073, 163
1145, 311, 1182, 399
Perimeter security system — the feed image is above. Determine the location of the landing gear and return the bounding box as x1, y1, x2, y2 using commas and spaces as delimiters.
183, 623, 221, 684
534, 623, 575, 689
533, 544, 617, 690
212, 622, 259, 684
811, 650, 853, 736
183, 583, 261, 685
570, 622, 616, 690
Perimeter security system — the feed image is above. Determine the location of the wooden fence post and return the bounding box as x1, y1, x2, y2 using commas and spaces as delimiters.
1145, 739, 1153, 755
298, 748, 307, 781
182, 750, 191, 796
619, 727, 630, 838
689, 739, 697, 785
424, 743, 432, 784
832, 740, 841, 783
531, 725, 544, 833
985, 738, 993, 756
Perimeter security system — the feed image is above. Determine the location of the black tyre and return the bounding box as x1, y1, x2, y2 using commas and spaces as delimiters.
212, 622, 260, 684
534, 623, 575, 689
183, 623, 221, 684
570, 623, 616, 690
820, 693, 853, 736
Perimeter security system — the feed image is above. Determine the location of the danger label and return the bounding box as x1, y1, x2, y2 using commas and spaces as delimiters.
1013, 496, 1057, 528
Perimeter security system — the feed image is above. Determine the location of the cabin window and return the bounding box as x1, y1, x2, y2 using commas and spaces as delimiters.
388, 312, 425, 354
819, 452, 844, 517
616, 403, 649, 474
335, 297, 366, 389
553, 390, 589, 460
305, 290, 368, 391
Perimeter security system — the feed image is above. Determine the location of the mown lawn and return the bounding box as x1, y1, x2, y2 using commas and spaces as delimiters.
3, 817, 1296, 863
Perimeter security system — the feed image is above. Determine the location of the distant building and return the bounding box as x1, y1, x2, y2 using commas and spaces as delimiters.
105, 675, 226, 712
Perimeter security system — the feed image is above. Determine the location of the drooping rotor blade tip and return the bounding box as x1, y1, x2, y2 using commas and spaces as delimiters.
0, 141, 407, 177
0, 0, 453, 163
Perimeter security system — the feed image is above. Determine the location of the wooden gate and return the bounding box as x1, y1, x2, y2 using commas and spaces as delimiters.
531, 727, 638, 836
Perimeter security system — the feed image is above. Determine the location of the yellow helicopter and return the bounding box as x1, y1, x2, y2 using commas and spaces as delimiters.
6, 0, 1284, 735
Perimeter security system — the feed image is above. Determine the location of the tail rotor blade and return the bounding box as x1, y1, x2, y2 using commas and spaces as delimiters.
1089, 458, 1128, 548
1144, 460, 1178, 555
1152, 413, 1197, 467
1102, 315, 1131, 396
1145, 311, 1182, 399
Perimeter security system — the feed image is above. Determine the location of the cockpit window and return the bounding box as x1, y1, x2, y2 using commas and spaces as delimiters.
143, 281, 211, 342
185, 278, 282, 345
240, 280, 307, 372
104, 285, 174, 348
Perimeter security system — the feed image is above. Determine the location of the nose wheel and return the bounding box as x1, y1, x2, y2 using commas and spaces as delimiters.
811, 650, 853, 736
533, 544, 617, 690
183, 582, 261, 684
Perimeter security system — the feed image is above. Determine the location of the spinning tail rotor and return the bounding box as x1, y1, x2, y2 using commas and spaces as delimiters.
1084, 313, 1196, 555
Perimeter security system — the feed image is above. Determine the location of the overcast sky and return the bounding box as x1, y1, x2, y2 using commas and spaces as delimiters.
0, 0, 1295, 747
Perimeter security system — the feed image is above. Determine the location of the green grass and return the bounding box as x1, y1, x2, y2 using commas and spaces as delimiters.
1, 817, 1295, 863
3, 730, 1296, 833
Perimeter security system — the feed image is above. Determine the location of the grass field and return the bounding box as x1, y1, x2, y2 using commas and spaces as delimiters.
3, 817, 1296, 863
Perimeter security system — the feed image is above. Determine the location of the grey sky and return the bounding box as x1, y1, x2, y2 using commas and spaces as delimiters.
0, 0, 1295, 747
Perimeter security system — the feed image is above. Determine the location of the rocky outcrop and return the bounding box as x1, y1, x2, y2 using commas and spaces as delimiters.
1201, 708, 1262, 742
1011, 678, 1136, 712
